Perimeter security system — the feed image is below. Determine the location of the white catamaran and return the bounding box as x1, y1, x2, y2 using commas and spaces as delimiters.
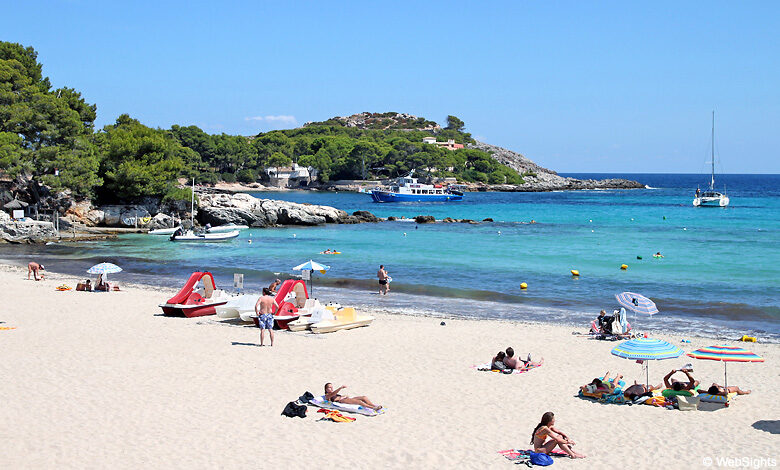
693, 111, 729, 207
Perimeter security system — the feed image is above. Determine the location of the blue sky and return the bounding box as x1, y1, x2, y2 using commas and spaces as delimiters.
3, 1, 778, 173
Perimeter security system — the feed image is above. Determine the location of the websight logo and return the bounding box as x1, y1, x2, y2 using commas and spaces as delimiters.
703, 456, 777, 468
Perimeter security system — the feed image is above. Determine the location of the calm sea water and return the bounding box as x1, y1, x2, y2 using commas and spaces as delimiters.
3, 173, 778, 341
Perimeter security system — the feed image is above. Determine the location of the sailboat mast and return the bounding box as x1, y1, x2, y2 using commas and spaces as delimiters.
191, 177, 195, 227
711, 111, 715, 190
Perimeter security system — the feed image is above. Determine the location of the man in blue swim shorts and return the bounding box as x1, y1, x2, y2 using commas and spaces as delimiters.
254, 287, 276, 346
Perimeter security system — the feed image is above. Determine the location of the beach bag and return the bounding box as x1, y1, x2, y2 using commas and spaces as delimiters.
529, 452, 554, 466
298, 391, 315, 404
281, 401, 307, 418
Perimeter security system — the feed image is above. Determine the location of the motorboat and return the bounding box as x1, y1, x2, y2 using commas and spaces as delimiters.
310, 307, 374, 334
215, 293, 260, 319
170, 229, 240, 241
693, 111, 730, 207
159, 272, 231, 317
369, 170, 463, 203
206, 224, 249, 233
149, 226, 181, 235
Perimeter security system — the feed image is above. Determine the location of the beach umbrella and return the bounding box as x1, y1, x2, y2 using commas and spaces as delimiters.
687, 345, 764, 391
87, 262, 123, 280
3, 199, 28, 210
615, 292, 659, 315
611, 337, 683, 385
292, 260, 330, 295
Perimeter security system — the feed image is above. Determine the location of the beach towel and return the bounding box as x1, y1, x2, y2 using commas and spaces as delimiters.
474, 360, 543, 375
308, 395, 384, 416
317, 409, 356, 423
499, 449, 568, 463
0, 326, 17, 330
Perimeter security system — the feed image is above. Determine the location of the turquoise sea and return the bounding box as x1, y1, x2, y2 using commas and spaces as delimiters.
3, 173, 779, 341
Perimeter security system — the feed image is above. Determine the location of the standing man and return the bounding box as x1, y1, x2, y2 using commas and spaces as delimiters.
254, 287, 276, 346
377, 265, 389, 295
27, 261, 45, 281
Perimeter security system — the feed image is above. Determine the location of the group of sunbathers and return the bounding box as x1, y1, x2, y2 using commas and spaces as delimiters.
580, 367, 751, 401
490, 347, 543, 371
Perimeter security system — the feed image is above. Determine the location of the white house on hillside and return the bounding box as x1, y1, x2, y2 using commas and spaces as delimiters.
265, 163, 319, 187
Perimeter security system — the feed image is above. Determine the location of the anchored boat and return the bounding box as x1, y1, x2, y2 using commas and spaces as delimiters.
369, 171, 463, 203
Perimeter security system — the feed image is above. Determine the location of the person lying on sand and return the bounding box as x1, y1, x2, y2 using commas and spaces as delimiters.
28, 261, 45, 281
502, 347, 543, 369
623, 381, 662, 400
324, 383, 383, 411
580, 371, 623, 394
531, 411, 585, 459
664, 369, 699, 392
706, 383, 751, 396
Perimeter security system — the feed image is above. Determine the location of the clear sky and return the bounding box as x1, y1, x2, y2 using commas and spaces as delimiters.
3, 1, 778, 173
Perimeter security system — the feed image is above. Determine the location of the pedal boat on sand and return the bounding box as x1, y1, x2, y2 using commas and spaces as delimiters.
159, 271, 231, 317
310, 307, 374, 334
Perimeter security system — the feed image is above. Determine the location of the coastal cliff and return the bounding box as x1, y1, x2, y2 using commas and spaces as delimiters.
466, 142, 644, 191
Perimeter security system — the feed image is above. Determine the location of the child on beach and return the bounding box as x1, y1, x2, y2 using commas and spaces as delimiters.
27, 261, 45, 281
531, 412, 585, 459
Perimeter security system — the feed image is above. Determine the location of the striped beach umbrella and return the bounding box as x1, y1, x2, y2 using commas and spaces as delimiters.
86, 262, 123, 275
612, 338, 683, 385
687, 345, 764, 390
615, 292, 659, 315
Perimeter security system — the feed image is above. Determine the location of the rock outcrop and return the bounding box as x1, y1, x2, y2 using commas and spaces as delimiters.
0, 211, 57, 243
468, 141, 644, 191
196, 193, 378, 227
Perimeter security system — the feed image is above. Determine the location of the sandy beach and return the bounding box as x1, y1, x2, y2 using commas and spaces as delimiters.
1, 263, 777, 469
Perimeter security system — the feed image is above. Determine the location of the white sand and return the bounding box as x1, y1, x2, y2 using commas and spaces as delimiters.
1, 264, 778, 469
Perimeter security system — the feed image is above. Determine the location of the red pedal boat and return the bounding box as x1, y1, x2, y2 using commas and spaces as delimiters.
159, 272, 230, 317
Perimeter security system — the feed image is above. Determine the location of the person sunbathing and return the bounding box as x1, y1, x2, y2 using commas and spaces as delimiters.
705, 383, 751, 396
503, 347, 543, 369
531, 411, 585, 459
580, 371, 623, 394
324, 383, 383, 411
623, 381, 662, 400
664, 369, 699, 392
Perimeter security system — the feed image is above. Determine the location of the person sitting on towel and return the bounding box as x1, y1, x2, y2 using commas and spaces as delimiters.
531, 411, 585, 459
595, 310, 616, 334
491, 351, 507, 370
623, 381, 662, 400
664, 368, 699, 392
705, 383, 751, 396
503, 347, 542, 369
580, 371, 623, 394
324, 383, 383, 411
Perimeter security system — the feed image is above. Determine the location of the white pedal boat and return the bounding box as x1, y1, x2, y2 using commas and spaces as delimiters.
215, 294, 260, 319
309, 307, 374, 334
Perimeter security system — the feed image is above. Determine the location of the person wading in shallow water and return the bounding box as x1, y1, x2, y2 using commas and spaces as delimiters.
377, 265, 389, 295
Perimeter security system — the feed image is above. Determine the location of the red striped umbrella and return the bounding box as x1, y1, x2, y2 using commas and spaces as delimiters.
687, 345, 764, 391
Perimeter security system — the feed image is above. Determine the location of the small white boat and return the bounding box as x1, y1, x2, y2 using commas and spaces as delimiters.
693, 111, 730, 207
207, 224, 249, 233
170, 230, 240, 242
287, 300, 331, 332
215, 294, 260, 319
310, 307, 374, 334
148, 226, 181, 235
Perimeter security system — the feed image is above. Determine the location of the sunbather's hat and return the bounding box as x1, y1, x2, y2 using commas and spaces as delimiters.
40, 265, 45, 270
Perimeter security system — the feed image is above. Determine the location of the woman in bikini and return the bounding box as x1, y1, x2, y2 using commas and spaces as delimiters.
324, 383, 383, 411
579, 371, 623, 394
531, 412, 585, 459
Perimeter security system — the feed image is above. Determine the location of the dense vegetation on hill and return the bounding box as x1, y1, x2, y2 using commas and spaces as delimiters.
0, 41, 523, 203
